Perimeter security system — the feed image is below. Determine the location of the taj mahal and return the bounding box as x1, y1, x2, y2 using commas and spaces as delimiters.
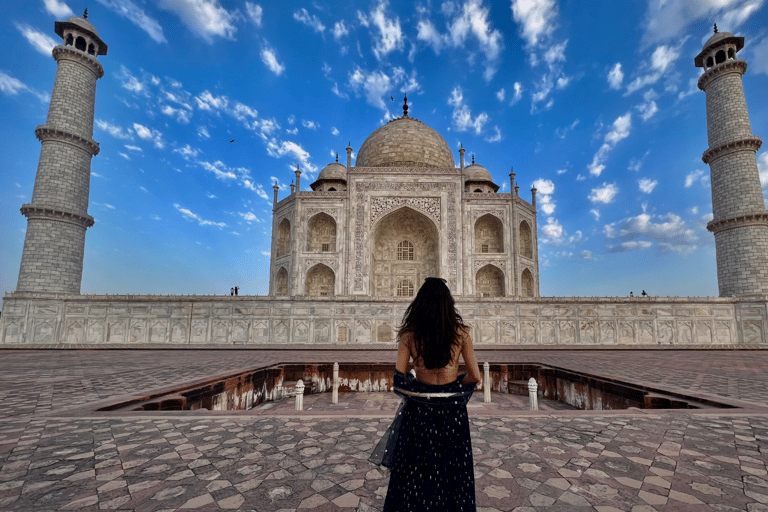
1, 14, 767, 347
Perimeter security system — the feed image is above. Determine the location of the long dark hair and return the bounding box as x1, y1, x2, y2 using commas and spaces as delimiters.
398, 277, 467, 369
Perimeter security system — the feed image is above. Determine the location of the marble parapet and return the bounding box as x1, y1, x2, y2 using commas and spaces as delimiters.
1, 292, 765, 346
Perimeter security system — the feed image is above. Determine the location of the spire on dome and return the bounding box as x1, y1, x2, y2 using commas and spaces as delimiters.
403, 94, 408, 117
84, 8, 88, 19
714, 23, 718, 34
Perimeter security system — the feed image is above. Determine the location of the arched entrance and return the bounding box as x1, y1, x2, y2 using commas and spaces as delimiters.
476, 264, 504, 297
306, 264, 335, 296
372, 207, 439, 298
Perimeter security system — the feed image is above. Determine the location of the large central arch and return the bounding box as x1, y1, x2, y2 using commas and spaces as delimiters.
372, 206, 439, 298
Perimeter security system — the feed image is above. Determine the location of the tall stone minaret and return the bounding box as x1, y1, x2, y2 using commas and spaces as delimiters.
696, 26, 768, 296
16, 11, 107, 294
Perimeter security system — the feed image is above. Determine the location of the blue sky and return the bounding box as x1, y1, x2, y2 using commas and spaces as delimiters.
1, 0, 767, 299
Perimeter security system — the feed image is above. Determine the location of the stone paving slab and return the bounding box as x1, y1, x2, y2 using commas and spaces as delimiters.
3, 349, 768, 511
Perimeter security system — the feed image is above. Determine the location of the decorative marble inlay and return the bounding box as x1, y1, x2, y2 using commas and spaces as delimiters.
305, 208, 339, 221
305, 259, 339, 272
371, 197, 441, 224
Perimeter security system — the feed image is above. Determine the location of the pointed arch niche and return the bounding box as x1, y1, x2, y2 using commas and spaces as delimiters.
306, 264, 335, 297
372, 207, 438, 298
277, 219, 291, 257
521, 268, 534, 298
307, 213, 336, 252
474, 214, 503, 253
519, 220, 533, 259
275, 267, 288, 296
476, 264, 504, 297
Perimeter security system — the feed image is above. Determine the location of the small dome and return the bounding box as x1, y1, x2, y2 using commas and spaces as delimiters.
464, 163, 492, 182
318, 162, 347, 181
66, 16, 101, 38
357, 116, 455, 168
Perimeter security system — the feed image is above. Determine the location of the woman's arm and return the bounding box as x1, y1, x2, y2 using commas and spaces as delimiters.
396, 333, 411, 373
460, 329, 481, 385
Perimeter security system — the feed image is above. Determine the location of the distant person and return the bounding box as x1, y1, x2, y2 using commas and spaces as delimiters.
235, 286, 239, 296
642, 290, 648, 297
371, 277, 481, 511
230, 288, 234, 296
630, 291, 634, 297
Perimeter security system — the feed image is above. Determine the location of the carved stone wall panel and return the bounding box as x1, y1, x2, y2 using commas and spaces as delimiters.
658, 321, 674, 344
540, 321, 555, 344
580, 320, 596, 344
251, 321, 269, 344
170, 321, 187, 344
377, 322, 394, 343
678, 321, 693, 344
639, 321, 654, 344
190, 319, 208, 343
480, 321, 496, 344
743, 320, 764, 344
521, 321, 536, 344
231, 320, 249, 344
66, 319, 84, 344
371, 197, 441, 224
33, 304, 58, 315
696, 321, 713, 344
212, 320, 228, 343
129, 319, 146, 344
87, 319, 105, 343
716, 321, 733, 344
151, 320, 168, 343
314, 320, 330, 343
294, 321, 310, 343
560, 321, 576, 345
355, 319, 371, 343
601, 322, 616, 345
618, 321, 634, 344
3, 320, 23, 344
274, 321, 289, 343
33, 320, 54, 344
501, 321, 516, 344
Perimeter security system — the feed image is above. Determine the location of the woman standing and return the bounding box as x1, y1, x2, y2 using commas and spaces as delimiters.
372, 277, 482, 511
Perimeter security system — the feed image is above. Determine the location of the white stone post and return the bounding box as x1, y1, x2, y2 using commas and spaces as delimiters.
528, 377, 539, 411
295, 379, 304, 411
332, 362, 339, 404
483, 362, 491, 403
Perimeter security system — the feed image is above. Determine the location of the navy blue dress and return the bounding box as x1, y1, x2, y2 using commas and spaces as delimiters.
371, 370, 476, 511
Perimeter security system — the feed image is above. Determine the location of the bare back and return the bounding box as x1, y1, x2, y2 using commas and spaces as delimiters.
396, 328, 481, 385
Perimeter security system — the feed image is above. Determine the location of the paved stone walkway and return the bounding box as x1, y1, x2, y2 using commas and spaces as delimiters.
2, 348, 768, 511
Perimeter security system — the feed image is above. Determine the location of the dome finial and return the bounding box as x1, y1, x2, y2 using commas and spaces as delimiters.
714, 23, 718, 34
335, 153, 339, 163
472, 154, 475, 164
403, 93, 408, 117
83, 7, 88, 19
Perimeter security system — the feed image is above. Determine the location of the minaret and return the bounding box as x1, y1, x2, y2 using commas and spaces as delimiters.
16, 11, 107, 294
695, 25, 768, 296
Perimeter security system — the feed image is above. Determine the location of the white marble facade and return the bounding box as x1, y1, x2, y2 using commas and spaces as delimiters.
269, 106, 540, 300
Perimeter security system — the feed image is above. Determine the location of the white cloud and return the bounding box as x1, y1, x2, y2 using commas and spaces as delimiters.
758, 152, 768, 186
125, 145, 142, 151
245, 2, 262, 26
639, 178, 658, 193
533, 178, 555, 215
541, 217, 563, 239
510, 82, 523, 105
231, 102, 258, 121
133, 123, 164, 149
260, 44, 285, 76
199, 160, 237, 180
448, 86, 489, 134
333, 20, 349, 40
294, 8, 326, 33
364, 0, 404, 61
485, 126, 502, 143
510, 0, 558, 46
604, 212, 699, 252
95, 0, 167, 43
161, 104, 192, 123
589, 208, 600, 221
637, 88, 659, 121
261, 250, 271, 256
173, 144, 199, 160
195, 90, 227, 112
626, 44, 681, 94
589, 183, 619, 204
642, 0, 765, 45
95, 119, 133, 140
240, 211, 261, 223
302, 120, 319, 130
607, 62, 624, 90
116, 65, 147, 95
140, 186, 148, 192
157, 0, 238, 42
242, 180, 269, 200
751, 36, 768, 75
609, 240, 653, 253
588, 113, 632, 176
197, 126, 210, 140
347, 66, 419, 114
556, 169, 567, 175
496, 88, 505, 102
331, 127, 339, 136
580, 250, 593, 259
685, 169, 707, 187
445, 0, 504, 80
530, 39, 569, 112
0, 71, 49, 102
119, 152, 130, 160
206, 193, 216, 199
43, 0, 74, 17
15, 23, 58, 56
174, 203, 226, 227
266, 139, 317, 173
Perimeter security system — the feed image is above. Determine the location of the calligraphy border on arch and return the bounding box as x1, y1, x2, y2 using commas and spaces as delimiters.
305, 258, 339, 272
371, 197, 441, 224
354, 182, 457, 292
305, 208, 340, 221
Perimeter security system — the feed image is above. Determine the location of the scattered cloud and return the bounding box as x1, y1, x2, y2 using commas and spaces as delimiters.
302, 120, 319, 130
751, 35, 768, 75
245, 2, 262, 26
589, 183, 619, 204
637, 89, 659, 121
95, 119, 133, 140
333, 20, 349, 40
173, 144, 200, 160
588, 113, 632, 176
197, 126, 210, 140
125, 144, 143, 151
266, 139, 317, 173
496, 88, 505, 102
174, 203, 226, 227
331, 127, 339, 136
510, 82, 523, 105
95, 0, 167, 43
607, 63, 624, 90
510, 0, 558, 47
348, 66, 420, 115
604, 211, 699, 254
360, 0, 404, 61
294, 8, 326, 34
199, 160, 237, 180
239, 211, 263, 223
260, 43, 285, 76
758, 152, 768, 186
533, 178, 556, 215
116, 65, 148, 96
580, 250, 593, 259
119, 152, 130, 160
133, 123, 165, 149
15, 23, 58, 56
43, 0, 74, 17
639, 178, 658, 193
157, 0, 238, 42
485, 126, 502, 143
608, 240, 654, 252
448, 86, 488, 134
0, 71, 49, 102
685, 169, 708, 187
589, 209, 600, 221
626, 44, 682, 94
541, 217, 563, 239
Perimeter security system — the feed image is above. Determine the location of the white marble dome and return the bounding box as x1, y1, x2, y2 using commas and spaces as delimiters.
463, 163, 492, 182
356, 116, 455, 168
318, 161, 347, 181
